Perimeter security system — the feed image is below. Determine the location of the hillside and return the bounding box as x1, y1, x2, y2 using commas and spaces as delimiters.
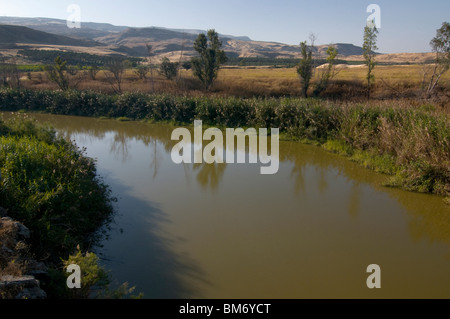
0, 16, 435, 64
0, 16, 127, 40
0, 16, 374, 60
0, 24, 99, 48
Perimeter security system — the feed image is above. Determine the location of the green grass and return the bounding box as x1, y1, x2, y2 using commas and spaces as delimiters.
0, 118, 115, 259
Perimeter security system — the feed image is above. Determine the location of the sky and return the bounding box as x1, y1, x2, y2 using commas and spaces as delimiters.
0, 0, 448, 53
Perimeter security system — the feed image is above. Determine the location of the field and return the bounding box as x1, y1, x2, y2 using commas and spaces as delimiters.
18, 63, 450, 103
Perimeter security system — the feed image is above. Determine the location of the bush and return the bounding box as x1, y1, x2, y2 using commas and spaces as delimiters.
0, 118, 114, 259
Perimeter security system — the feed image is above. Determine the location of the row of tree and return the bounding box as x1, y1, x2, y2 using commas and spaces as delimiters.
41, 29, 228, 93
296, 21, 449, 99
189, 22, 448, 99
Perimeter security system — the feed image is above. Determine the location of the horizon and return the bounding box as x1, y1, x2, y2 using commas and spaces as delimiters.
0, 0, 448, 54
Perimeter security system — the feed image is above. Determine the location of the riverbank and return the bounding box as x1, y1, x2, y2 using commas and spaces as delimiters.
0, 88, 448, 198
0, 118, 115, 298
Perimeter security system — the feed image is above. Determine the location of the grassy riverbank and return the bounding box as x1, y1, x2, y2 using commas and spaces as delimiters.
0, 118, 116, 298
0, 88, 448, 198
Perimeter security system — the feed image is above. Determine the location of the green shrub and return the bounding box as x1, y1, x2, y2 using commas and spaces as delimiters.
0, 118, 114, 259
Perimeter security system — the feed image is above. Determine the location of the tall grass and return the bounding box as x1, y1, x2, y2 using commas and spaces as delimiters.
0, 88, 448, 196
0, 117, 114, 259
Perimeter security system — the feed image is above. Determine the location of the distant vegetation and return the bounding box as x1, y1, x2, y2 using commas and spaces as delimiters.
18, 49, 143, 67
224, 57, 351, 68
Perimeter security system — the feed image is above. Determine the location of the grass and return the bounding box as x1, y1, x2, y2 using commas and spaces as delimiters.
0, 118, 115, 259
0, 118, 119, 298
18, 64, 450, 101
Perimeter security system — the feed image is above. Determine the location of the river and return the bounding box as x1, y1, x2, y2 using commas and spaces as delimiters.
2, 112, 449, 299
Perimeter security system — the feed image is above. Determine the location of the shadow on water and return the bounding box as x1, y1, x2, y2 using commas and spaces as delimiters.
3, 112, 449, 265
98, 173, 210, 299
282, 141, 450, 245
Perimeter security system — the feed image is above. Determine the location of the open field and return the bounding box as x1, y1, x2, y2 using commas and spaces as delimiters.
17, 63, 450, 102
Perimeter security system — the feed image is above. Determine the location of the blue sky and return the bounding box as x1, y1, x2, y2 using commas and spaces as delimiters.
0, 0, 448, 53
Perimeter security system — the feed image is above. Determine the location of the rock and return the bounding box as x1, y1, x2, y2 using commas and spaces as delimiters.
0, 207, 7, 217
15, 286, 47, 299
28, 261, 48, 276
13, 222, 30, 239
0, 275, 47, 299
0, 214, 48, 299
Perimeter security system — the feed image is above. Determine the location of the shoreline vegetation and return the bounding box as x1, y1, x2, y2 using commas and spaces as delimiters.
0, 117, 141, 298
0, 88, 448, 199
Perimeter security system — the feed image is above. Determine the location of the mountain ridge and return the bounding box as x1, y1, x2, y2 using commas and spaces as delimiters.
0, 16, 430, 63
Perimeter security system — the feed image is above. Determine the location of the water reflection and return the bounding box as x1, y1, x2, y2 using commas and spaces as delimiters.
2, 112, 449, 297
3, 112, 449, 245
193, 163, 227, 191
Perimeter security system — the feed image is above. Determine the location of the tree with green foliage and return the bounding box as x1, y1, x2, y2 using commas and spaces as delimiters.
135, 64, 150, 82
426, 21, 450, 96
191, 29, 227, 90
45, 56, 70, 91
159, 57, 179, 81
313, 46, 338, 96
297, 41, 313, 97
182, 61, 192, 70
363, 22, 378, 99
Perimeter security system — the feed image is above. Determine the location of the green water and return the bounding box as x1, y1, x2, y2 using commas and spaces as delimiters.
2, 112, 449, 299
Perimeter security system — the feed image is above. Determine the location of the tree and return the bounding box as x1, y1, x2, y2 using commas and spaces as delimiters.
0, 58, 21, 89
182, 61, 192, 71
191, 29, 227, 90
88, 65, 99, 80
426, 22, 450, 97
104, 58, 125, 94
146, 43, 155, 93
313, 46, 339, 96
297, 41, 313, 97
159, 57, 179, 81
45, 56, 70, 91
363, 22, 379, 99
135, 64, 150, 82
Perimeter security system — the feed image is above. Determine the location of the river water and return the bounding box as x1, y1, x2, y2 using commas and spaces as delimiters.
2, 112, 449, 299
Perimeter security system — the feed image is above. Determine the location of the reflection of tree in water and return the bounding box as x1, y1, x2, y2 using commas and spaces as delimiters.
11, 112, 450, 247
281, 141, 449, 243
110, 131, 130, 162
193, 162, 227, 191
348, 183, 361, 219
149, 139, 163, 179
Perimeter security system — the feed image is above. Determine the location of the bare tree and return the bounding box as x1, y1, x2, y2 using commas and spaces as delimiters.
104, 58, 125, 94
146, 43, 155, 93
176, 32, 188, 85
425, 22, 450, 97
309, 33, 318, 79
0, 58, 21, 89
88, 65, 100, 80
